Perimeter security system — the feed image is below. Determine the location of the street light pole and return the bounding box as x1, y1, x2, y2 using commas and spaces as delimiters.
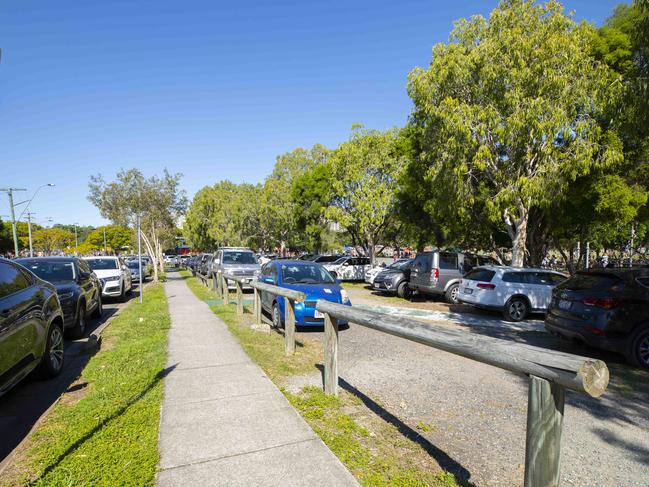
0, 187, 27, 257
138, 215, 143, 304
26, 212, 35, 257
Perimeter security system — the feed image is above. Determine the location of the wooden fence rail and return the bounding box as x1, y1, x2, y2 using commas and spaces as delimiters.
315, 299, 609, 487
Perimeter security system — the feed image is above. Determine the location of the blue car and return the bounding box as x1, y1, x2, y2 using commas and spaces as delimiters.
258, 260, 351, 327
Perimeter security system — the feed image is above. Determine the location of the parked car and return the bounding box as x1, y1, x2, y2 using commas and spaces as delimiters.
83, 256, 133, 301
16, 257, 103, 338
198, 253, 214, 276
258, 260, 351, 327
365, 258, 410, 285
211, 248, 260, 289
125, 259, 151, 282
372, 259, 415, 298
324, 256, 371, 281
457, 266, 567, 321
408, 251, 492, 304
0, 258, 66, 397
545, 268, 649, 368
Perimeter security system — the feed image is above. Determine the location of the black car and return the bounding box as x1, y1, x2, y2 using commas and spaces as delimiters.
312, 255, 344, 264
0, 258, 66, 397
16, 257, 103, 339
545, 268, 649, 368
372, 259, 414, 298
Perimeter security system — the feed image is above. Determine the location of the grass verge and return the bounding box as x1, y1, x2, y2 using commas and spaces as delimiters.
1, 284, 170, 487
180, 270, 458, 487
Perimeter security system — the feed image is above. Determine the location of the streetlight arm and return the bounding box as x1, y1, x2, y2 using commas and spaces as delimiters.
17, 184, 54, 220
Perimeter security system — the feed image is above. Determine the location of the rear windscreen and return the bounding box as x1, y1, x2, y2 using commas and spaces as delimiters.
463, 269, 495, 282
561, 273, 622, 291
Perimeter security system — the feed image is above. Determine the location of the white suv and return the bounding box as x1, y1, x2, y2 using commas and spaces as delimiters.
84, 256, 133, 301
457, 266, 567, 321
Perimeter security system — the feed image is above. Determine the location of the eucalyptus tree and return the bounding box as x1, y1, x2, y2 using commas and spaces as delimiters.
407, 0, 622, 266
88, 169, 187, 281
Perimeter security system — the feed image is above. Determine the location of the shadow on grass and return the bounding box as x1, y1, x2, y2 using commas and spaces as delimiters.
315, 366, 475, 487
29, 364, 177, 485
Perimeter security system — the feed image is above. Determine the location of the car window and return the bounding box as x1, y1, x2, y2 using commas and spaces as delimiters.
464, 268, 496, 282
270, 265, 278, 281
86, 259, 119, 270
222, 251, 257, 264
439, 253, 458, 270
280, 264, 335, 284
359, 258, 370, 265
547, 273, 566, 285
562, 273, 623, 291
19, 261, 76, 282
412, 254, 430, 271
0, 262, 32, 298
502, 272, 529, 284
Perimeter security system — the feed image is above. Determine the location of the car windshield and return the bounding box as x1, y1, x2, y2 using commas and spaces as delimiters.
86, 259, 119, 270
21, 261, 76, 281
281, 264, 335, 284
126, 261, 141, 269
389, 259, 412, 270
331, 257, 348, 265
222, 252, 257, 264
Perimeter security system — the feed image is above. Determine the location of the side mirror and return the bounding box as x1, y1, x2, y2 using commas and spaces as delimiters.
262, 277, 275, 285
214, 259, 220, 265
79, 271, 91, 280
343, 262, 349, 267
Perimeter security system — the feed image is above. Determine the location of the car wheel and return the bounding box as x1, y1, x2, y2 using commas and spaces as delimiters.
503, 297, 528, 322
445, 284, 459, 304
38, 323, 65, 378
272, 302, 283, 329
91, 294, 103, 318
396, 281, 411, 299
626, 327, 649, 369
69, 303, 86, 339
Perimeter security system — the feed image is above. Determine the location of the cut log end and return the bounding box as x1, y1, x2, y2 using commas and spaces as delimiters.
578, 360, 609, 397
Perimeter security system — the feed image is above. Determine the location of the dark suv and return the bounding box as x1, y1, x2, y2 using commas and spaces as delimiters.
408, 251, 491, 303
545, 268, 649, 368
0, 258, 65, 397
16, 257, 103, 338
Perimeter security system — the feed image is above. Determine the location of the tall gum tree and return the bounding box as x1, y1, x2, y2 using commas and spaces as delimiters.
408, 0, 622, 266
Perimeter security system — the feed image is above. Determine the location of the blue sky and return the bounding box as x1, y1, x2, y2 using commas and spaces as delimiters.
1, 0, 625, 226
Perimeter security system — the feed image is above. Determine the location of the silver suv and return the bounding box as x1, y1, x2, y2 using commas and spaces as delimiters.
210, 247, 260, 289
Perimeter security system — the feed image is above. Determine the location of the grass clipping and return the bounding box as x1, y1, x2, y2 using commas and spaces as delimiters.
181, 270, 458, 487
2, 284, 170, 487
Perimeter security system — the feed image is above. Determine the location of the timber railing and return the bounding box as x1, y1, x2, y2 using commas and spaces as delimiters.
210, 271, 306, 355
315, 300, 609, 487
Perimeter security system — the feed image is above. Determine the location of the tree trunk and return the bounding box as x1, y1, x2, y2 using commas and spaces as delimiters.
367, 234, 376, 266
140, 230, 159, 282
504, 202, 529, 268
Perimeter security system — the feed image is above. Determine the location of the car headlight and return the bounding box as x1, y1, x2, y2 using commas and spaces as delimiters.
58, 292, 74, 300
104, 276, 120, 282
341, 289, 350, 303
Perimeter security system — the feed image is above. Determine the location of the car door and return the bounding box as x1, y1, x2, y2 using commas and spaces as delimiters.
533, 272, 564, 310
119, 258, 132, 290
259, 263, 275, 312
0, 262, 41, 381
409, 253, 430, 290
75, 260, 93, 313
358, 258, 370, 280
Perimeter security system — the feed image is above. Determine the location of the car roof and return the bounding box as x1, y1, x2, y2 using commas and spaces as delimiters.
84, 256, 119, 260
477, 265, 565, 274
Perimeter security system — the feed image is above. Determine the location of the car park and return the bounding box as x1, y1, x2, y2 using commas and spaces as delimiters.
457, 266, 567, 321
210, 247, 260, 289
0, 258, 66, 397
258, 260, 351, 327
83, 256, 133, 302
372, 259, 414, 298
16, 257, 103, 338
545, 268, 649, 368
408, 251, 492, 304
323, 256, 371, 281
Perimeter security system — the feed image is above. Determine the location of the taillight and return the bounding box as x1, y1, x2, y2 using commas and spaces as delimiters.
477, 283, 496, 290
582, 298, 621, 309
584, 325, 606, 336
431, 268, 439, 283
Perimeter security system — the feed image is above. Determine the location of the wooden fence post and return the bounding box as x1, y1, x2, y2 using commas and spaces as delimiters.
284, 297, 296, 355
212, 272, 218, 295
221, 275, 228, 304
324, 312, 339, 396
236, 281, 243, 316
524, 375, 565, 487
253, 288, 261, 324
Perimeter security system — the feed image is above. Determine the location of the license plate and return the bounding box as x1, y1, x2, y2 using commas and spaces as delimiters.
314, 310, 324, 318
463, 288, 473, 294
558, 300, 572, 310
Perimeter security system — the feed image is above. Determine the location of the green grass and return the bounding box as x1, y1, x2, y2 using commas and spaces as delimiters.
285, 387, 458, 487
180, 270, 458, 487
2, 284, 170, 487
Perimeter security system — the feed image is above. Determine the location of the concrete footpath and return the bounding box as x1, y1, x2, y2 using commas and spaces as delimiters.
156, 273, 358, 486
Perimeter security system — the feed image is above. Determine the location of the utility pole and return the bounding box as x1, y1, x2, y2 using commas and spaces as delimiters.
26, 212, 35, 257
138, 215, 143, 304
0, 187, 27, 257
103, 227, 107, 254
73, 222, 79, 250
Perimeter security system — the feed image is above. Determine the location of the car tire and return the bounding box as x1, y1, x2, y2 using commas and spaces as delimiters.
272, 302, 283, 329
69, 303, 86, 339
91, 294, 103, 319
38, 323, 65, 378
503, 297, 528, 322
445, 284, 459, 304
626, 326, 649, 369
396, 281, 411, 299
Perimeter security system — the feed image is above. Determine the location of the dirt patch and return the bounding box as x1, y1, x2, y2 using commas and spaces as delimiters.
59, 380, 90, 407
